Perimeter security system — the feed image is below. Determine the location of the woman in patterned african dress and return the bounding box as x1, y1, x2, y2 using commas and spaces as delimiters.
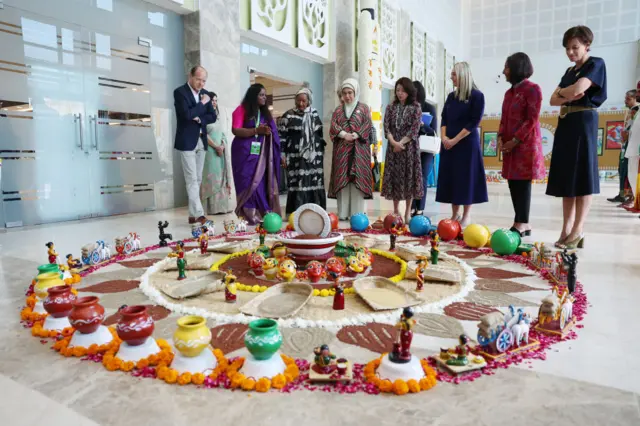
328, 78, 373, 220
381, 77, 424, 223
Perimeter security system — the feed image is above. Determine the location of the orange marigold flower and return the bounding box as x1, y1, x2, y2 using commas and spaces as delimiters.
156, 339, 170, 349
165, 370, 179, 384
192, 373, 205, 386
393, 379, 409, 396
87, 344, 100, 355
419, 377, 435, 390
407, 379, 421, 393
121, 361, 135, 372
280, 354, 294, 365
147, 354, 159, 365
284, 365, 299, 379
271, 374, 286, 389
157, 366, 169, 380
373, 358, 381, 368
379, 379, 393, 393
230, 373, 245, 389
105, 362, 119, 371
177, 372, 192, 385
72, 347, 87, 357
136, 358, 150, 370
241, 377, 256, 391
255, 377, 271, 393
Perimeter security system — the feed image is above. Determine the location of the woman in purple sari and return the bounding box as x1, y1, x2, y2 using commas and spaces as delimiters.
231, 83, 281, 225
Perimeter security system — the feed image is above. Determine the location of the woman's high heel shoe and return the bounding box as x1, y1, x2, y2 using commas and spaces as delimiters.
509, 227, 532, 237
559, 234, 584, 249
554, 236, 568, 248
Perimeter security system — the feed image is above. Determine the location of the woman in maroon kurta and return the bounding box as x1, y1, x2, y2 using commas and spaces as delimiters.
498, 53, 545, 236
328, 78, 373, 220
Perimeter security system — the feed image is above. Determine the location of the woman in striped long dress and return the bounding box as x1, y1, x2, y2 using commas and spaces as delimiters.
278, 87, 326, 214
328, 78, 374, 220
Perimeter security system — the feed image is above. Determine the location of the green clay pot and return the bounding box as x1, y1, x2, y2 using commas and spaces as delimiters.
244, 318, 282, 361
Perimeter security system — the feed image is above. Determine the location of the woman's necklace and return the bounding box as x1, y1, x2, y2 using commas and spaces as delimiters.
395, 103, 407, 131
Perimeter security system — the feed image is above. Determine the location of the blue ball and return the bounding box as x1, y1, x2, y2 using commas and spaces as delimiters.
350, 213, 370, 232
409, 215, 432, 236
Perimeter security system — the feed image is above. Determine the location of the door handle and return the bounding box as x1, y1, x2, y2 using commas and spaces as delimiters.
74, 113, 83, 151
90, 114, 98, 151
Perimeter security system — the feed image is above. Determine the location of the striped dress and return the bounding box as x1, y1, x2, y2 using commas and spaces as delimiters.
279, 108, 326, 214
327, 102, 374, 200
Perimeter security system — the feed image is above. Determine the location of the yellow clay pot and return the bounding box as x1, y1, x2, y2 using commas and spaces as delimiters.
34, 271, 65, 300
173, 315, 211, 357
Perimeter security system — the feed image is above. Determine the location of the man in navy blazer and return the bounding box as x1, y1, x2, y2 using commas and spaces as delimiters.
174, 65, 217, 224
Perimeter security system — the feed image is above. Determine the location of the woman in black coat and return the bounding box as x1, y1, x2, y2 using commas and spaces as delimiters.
411, 81, 438, 217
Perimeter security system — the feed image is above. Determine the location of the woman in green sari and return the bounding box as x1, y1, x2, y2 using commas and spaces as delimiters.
200, 92, 232, 214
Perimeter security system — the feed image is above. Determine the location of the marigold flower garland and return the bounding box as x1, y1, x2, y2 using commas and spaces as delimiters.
226, 354, 299, 392
52, 327, 120, 358
102, 338, 175, 373
156, 348, 228, 386
363, 355, 437, 395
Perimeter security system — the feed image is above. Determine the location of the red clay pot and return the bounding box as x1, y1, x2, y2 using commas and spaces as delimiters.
116, 305, 154, 346
69, 296, 105, 334
43, 285, 76, 318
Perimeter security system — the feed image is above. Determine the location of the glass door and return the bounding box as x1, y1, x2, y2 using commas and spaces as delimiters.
82, 29, 157, 217
0, 4, 91, 226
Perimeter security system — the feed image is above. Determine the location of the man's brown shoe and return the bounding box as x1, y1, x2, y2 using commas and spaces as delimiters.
188, 216, 196, 224
196, 216, 207, 225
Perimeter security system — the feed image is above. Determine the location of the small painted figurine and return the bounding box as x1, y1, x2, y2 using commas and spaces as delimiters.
255, 221, 267, 245
332, 281, 345, 310
388, 220, 403, 250
345, 255, 364, 277
224, 269, 237, 303
271, 241, 288, 260
198, 227, 209, 254
223, 219, 237, 235
237, 217, 248, 233
313, 344, 337, 374
389, 307, 416, 364
263, 257, 279, 280
46, 242, 58, 264
66, 253, 82, 270
561, 249, 578, 294
174, 241, 187, 280
415, 255, 428, 292
158, 221, 172, 247
356, 247, 372, 272
247, 252, 265, 277
306, 260, 325, 283
334, 241, 357, 259
446, 334, 470, 366
326, 257, 345, 281
277, 259, 297, 282
429, 232, 440, 265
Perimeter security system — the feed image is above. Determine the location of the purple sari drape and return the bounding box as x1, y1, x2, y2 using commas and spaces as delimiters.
231, 105, 281, 225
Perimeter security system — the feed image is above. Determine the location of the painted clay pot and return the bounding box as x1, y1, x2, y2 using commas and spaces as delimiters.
43, 285, 76, 318
244, 318, 282, 361
34, 271, 65, 300
116, 305, 154, 346
69, 296, 105, 334
173, 315, 211, 357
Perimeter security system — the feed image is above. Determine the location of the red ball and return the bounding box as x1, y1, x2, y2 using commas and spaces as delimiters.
328, 212, 339, 230
383, 213, 403, 231
437, 219, 462, 241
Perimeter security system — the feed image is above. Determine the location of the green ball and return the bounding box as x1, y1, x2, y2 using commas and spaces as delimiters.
490, 228, 520, 256
262, 212, 283, 233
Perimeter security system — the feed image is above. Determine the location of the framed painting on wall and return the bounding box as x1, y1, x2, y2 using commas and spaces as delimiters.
597, 128, 604, 156
483, 131, 498, 157
606, 121, 624, 149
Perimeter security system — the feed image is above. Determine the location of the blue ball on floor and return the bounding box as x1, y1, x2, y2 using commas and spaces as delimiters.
409, 215, 431, 236
350, 213, 370, 232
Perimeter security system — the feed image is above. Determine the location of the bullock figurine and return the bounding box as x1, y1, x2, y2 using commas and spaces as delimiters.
538, 286, 574, 331
511, 313, 531, 347
45, 242, 59, 264
236, 217, 248, 233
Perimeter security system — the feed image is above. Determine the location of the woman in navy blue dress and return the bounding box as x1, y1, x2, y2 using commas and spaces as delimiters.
547, 26, 607, 249
436, 62, 488, 228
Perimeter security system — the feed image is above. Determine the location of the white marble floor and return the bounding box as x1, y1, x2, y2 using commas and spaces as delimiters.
1, 183, 639, 426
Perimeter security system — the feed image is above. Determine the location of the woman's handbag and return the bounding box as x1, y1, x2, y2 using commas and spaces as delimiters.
419, 135, 441, 154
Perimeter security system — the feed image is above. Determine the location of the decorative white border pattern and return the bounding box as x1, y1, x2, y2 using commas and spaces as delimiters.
297, 0, 329, 58
425, 35, 437, 102
380, 0, 397, 86
411, 23, 426, 86
250, 0, 294, 46
139, 251, 477, 329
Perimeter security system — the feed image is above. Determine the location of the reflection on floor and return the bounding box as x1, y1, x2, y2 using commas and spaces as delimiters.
1, 183, 639, 426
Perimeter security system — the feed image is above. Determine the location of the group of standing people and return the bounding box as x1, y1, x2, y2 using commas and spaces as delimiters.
175, 24, 608, 249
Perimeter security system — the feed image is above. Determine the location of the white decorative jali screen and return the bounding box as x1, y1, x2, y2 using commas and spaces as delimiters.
445, 51, 454, 99
425, 35, 437, 102
379, 0, 397, 86
250, 0, 294, 46
411, 23, 425, 89
297, 0, 329, 58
